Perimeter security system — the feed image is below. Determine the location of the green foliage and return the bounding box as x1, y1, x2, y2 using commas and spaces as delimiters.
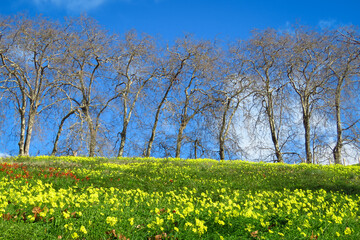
0, 157, 359, 239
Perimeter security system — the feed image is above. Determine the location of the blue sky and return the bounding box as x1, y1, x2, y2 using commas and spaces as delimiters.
1, 0, 360, 41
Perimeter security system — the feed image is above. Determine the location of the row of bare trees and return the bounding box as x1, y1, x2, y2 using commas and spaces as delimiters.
1, 15, 359, 164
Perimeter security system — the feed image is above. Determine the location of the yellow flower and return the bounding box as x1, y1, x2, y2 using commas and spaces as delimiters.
27, 215, 35, 222
195, 218, 207, 235
245, 224, 254, 232
336, 232, 340, 237
217, 220, 225, 225
80, 226, 87, 234
71, 232, 79, 239
185, 222, 193, 228
155, 217, 164, 226
62, 211, 70, 219
106, 216, 118, 226
65, 223, 74, 231
49, 208, 55, 215
344, 227, 352, 235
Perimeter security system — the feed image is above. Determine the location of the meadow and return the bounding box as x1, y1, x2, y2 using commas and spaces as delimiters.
0, 156, 359, 239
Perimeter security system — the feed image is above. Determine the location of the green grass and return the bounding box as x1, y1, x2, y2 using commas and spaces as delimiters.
0, 156, 359, 239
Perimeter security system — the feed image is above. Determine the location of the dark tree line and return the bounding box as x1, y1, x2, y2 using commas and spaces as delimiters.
1, 14, 360, 164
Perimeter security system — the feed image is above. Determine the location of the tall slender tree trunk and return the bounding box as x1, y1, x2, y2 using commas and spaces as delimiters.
268, 113, 283, 163
117, 120, 129, 158
51, 109, 77, 156
145, 58, 187, 157
302, 107, 312, 164
175, 121, 187, 158
266, 94, 284, 163
88, 126, 97, 157
175, 90, 191, 159
333, 79, 343, 164
117, 79, 146, 158
219, 99, 230, 160
218, 97, 242, 160
144, 82, 174, 157
23, 109, 36, 156
18, 110, 26, 156
83, 108, 97, 157
194, 139, 198, 159
219, 137, 225, 160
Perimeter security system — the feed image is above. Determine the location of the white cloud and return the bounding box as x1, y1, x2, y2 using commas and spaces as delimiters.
32, 0, 107, 12
0, 153, 10, 158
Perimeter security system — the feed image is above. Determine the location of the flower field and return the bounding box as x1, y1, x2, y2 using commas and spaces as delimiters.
0, 157, 359, 239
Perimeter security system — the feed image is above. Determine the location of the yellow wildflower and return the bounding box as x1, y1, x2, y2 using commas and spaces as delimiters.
106, 216, 118, 226
344, 227, 352, 235
80, 226, 87, 234
71, 232, 78, 239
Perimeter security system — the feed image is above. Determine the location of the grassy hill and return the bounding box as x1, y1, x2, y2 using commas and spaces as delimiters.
0, 156, 359, 239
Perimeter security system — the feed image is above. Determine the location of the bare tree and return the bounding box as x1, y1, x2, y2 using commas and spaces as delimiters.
327, 28, 360, 164
286, 27, 332, 164
143, 41, 195, 157
165, 36, 217, 158
0, 15, 64, 156
112, 31, 160, 157
0, 16, 11, 142
56, 16, 117, 157
51, 107, 79, 156
245, 29, 292, 162
208, 42, 253, 160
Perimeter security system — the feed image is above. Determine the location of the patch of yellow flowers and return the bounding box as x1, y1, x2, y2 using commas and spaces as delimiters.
1, 156, 359, 239
0, 175, 358, 238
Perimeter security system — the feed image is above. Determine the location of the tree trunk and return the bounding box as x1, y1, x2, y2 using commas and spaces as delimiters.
117, 120, 129, 158
23, 107, 37, 156
194, 139, 198, 159
302, 109, 312, 164
83, 108, 97, 157
144, 57, 187, 157
175, 121, 187, 158
51, 109, 77, 156
18, 110, 26, 156
175, 88, 191, 159
219, 99, 230, 160
333, 79, 343, 164
144, 82, 174, 157
266, 95, 284, 163
219, 136, 225, 160
268, 115, 283, 163
144, 116, 159, 157
88, 126, 97, 157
